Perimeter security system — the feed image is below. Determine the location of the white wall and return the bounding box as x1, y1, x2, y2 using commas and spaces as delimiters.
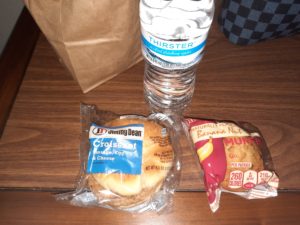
0, 0, 24, 56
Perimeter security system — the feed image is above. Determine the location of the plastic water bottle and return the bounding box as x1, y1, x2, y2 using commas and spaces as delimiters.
140, 0, 215, 114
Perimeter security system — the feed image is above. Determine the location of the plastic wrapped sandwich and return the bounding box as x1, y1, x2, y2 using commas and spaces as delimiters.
56, 104, 181, 213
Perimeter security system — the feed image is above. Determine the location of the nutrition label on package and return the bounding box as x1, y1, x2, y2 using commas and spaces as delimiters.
229, 170, 275, 189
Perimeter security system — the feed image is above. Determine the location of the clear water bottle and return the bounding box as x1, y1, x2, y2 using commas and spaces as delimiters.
140, 0, 215, 114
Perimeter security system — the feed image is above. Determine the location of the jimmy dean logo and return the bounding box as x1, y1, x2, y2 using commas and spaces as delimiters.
93, 127, 108, 135
93, 127, 142, 137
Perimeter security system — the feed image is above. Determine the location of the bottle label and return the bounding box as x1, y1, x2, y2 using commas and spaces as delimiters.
142, 33, 206, 57
141, 30, 207, 66
86, 123, 144, 175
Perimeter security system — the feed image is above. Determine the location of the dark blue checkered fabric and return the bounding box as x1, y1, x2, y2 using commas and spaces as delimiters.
219, 0, 300, 45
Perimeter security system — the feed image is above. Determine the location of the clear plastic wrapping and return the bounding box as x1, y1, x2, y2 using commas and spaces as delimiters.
185, 118, 279, 212
56, 103, 181, 213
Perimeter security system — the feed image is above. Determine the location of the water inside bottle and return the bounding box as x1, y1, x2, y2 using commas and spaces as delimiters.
140, 0, 214, 113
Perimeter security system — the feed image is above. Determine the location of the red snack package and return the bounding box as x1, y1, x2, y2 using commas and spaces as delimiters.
185, 118, 279, 212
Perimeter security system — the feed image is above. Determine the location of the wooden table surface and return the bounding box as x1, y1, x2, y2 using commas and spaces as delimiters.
0, 191, 299, 225
0, 7, 300, 224
1, 19, 300, 192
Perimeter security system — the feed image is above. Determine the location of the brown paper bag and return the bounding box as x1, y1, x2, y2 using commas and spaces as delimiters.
24, 0, 142, 93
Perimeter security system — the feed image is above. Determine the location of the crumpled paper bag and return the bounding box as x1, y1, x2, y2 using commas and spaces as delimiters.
24, 0, 142, 93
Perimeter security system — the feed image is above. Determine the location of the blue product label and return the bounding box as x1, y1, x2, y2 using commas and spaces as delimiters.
86, 123, 144, 175
142, 35, 206, 57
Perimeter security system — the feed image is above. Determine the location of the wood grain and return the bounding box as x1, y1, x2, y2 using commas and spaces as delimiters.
0, 191, 299, 225
0, 15, 299, 191
0, 8, 39, 137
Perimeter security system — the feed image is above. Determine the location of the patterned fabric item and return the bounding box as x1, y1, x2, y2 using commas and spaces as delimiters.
219, 0, 300, 45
